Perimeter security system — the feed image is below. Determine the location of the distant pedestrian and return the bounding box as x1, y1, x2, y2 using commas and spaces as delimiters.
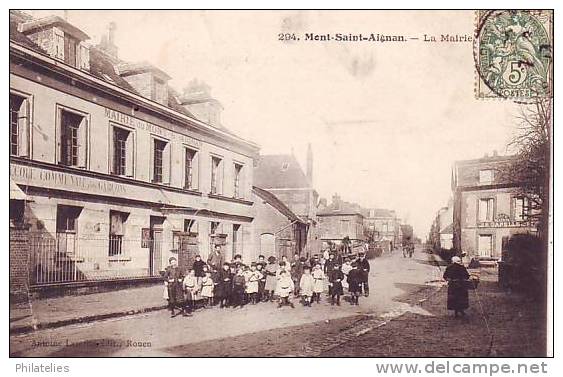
347, 262, 362, 306
443, 256, 470, 318
328, 263, 344, 306
264, 256, 278, 301
341, 257, 352, 290
311, 263, 325, 304
290, 254, 304, 297
299, 266, 315, 307
357, 251, 371, 297
164, 257, 186, 317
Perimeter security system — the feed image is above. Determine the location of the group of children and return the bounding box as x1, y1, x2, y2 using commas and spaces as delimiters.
163, 252, 370, 317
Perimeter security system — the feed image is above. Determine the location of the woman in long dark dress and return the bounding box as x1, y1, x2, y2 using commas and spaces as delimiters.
443, 256, 470, 317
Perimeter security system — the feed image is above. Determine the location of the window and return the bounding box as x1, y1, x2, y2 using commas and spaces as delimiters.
184, 219, 198, 233
184, 148, 199, 190
111, 127, 134, 176
478, 198, 495, 222
513, 197, 528, 221
56, 205, 82, 233
211, 156, 223, 194
59, 108, 88, 167
9, 93, 31, 157
478, 235, 493, 257
234, 163, 244, 198
340, 220, 350, 235
109, 211, 128, 257
210, 221, 221, 235
479, 169, 494, 184
152, 139, 169, 184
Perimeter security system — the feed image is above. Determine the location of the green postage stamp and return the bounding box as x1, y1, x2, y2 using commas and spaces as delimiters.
475, 10, 553, 102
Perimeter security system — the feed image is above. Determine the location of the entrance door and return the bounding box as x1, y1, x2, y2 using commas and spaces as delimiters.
478, 235, 493, 257
149, 216, 165, 276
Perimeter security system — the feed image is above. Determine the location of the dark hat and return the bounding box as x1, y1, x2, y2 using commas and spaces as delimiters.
251, 262, 257, 266
169, 256, 177, 262
268, 256, 276, 263
223, 261, 231, 266
299, 256, 307, 262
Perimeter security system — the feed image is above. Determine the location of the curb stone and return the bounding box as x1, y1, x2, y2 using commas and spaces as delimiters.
10, 304, 168, 335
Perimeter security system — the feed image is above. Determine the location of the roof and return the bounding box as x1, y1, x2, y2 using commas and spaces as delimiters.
117, 61, 172, 81
254, 154, 311, 189
317, 200, 365, 217
19, 15, 90, 41
253, 186, 305, 224
367, 208, 395, 218
9, 20, 45, 53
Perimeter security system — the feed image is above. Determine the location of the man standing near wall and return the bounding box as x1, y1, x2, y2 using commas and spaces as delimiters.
208, 244, 224, 271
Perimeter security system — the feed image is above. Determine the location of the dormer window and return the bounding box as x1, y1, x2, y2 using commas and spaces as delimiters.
20, 16, 90, 71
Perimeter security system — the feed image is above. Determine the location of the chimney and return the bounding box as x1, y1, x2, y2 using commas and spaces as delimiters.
492, 150, 498, 157
98, 22, 118, 60
306, 143, 313, 185
118, 61, 171, 106
180, 79, 223, 127
332, 193, 341, 207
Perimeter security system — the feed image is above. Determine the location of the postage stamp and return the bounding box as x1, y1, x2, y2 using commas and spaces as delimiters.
475, 10, 553, 102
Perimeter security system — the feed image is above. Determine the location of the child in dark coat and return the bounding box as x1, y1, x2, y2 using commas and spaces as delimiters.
328, 264, 344, 306
347, 262, 362, 306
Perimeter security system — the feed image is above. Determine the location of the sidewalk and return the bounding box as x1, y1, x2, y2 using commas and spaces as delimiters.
10, 284, 166, 334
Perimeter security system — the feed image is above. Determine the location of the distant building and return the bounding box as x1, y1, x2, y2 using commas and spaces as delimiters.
254, 145, 320, 256
251, 186, 308, 260
365, 208, 401, 251
317, 194, 366, 252
452, 154, 537, 260
429, 202, 453, 251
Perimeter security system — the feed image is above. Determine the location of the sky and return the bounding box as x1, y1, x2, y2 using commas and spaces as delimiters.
30, 10, 522, 238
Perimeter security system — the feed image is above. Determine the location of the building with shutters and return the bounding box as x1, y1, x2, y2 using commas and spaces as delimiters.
9, 11, 259, 289
451, 154, 538, 261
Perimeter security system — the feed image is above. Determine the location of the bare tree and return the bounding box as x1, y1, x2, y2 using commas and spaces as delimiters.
504, 98, 552, 243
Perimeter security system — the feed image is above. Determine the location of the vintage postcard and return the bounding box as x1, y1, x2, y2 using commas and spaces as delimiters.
8, 9, 553, 364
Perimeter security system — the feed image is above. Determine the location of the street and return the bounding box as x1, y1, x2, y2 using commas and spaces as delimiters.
10, 249, 546, 357
10, 249, 443, 357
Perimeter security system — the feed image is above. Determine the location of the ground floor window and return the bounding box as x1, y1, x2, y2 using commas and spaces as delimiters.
478, 234, 493, 257
109, 210, 129, 256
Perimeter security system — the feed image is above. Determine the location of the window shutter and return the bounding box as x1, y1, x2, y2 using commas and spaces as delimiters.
110, 212, 124, 235
192, 151, 199, 190
125, 132, 135, 177
18, 98, 30, 157
54, 28, 65, 60
77, 117, 88, 168
79, 43, 90, 71
162, 143, 171, 184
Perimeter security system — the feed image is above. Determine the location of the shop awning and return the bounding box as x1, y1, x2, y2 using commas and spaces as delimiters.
10, 179, 30, 201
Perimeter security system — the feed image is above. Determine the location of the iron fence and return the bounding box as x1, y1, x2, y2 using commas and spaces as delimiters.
28, 233, 168, 286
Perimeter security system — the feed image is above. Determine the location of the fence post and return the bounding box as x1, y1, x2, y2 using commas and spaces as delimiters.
10, 223, 31, 302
